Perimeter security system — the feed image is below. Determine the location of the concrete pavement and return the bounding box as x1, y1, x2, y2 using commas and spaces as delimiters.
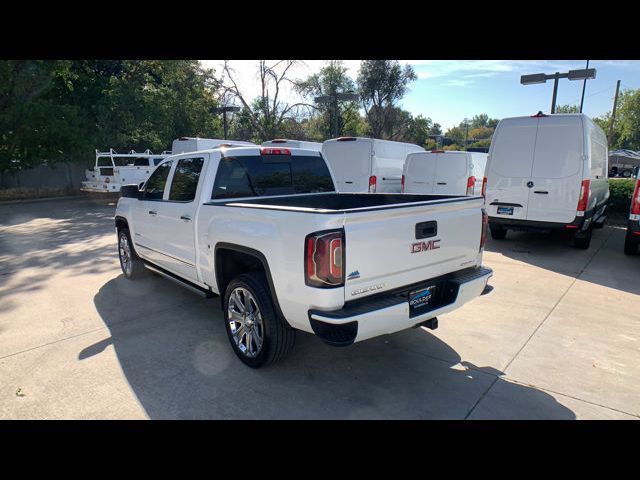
0, 197, 638, 419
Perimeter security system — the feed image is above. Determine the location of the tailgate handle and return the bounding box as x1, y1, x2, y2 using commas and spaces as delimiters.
415, 221, 437, 239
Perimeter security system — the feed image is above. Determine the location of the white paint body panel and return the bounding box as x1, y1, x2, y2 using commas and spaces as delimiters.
261, 140, 322, 151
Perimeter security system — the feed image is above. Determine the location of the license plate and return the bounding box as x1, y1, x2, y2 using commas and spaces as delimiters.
497, 206, 514, 215
409, 285, 436, 316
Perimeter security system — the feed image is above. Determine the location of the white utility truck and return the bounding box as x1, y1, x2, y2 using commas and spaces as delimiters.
115, 145, 493, 367
322, 137, 425, 193
262, 139, 323, 151
484, 112, 609, 249
402, 150, 488, 196
81, 149, 171, 193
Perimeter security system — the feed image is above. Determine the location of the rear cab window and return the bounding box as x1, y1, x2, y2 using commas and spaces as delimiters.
212, 154, 335, 199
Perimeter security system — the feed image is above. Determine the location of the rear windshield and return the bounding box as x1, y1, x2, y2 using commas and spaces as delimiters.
212, 154, 335, 199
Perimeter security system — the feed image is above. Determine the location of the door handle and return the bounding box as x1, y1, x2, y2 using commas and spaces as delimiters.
533, 191, 549, 194
148, 210, 157, 215
437, 182, 447, 185
180, 215, 192, 222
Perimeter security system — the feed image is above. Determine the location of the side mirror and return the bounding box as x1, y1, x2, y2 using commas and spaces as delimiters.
120, 184, 142, 199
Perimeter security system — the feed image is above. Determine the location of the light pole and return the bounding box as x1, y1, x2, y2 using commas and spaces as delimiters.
212, 106, 241, 139
314, 91, 359, 137
520, 68, 596, 114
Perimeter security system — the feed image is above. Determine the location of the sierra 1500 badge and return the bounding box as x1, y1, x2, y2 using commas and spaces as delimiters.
411, 239, 441, 253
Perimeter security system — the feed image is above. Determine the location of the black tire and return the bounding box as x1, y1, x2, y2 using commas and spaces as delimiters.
490, 226, 507, 240
117, 228, 147, 279
223, 272, 296, 368
624, 229, 639, 255
573, 228, 592, 250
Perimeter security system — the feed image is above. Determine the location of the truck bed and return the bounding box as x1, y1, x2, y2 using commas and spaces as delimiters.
213, 193, 474, 213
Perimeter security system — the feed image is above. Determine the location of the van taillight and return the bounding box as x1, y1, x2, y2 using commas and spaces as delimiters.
305, 230, 344, 288
466, 176, 476, 195
481, 177, 487, 198
631, 180, 640, 215
368, 176, 377, 193
401, 175, 405, 192
480, 209, 488, 251
576, 179, 590, 215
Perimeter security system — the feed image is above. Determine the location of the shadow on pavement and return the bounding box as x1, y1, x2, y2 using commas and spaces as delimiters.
0, 197, 118, 313
85, 274, 577, 419
485, 226, 640, 296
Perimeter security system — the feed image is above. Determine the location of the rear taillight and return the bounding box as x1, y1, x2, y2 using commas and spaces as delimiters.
401, 175, 405, 192
368, 175, 377, 193
576, 179, 590, 215
480, 209, 488, 252
631, 180, 640, 216
481, 177, 487, 198
466, 176, 476, 195
261, 147, 291, 155
305, 230, 344, 288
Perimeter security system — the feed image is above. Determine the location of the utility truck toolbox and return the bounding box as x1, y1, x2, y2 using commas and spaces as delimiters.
484, 112, 609, 249
115, 144, 492, 368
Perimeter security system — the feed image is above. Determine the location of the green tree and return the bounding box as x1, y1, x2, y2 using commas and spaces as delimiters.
296, 60, 359, 139
357, 60, 417, 139
555, 104, 580, 113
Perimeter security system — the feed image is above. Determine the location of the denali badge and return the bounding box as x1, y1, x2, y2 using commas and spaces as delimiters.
411, 239, 441, 253
351, 283, 385, 296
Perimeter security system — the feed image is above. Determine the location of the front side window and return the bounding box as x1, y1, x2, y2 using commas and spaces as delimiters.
212, 154, 334, 199
144, 161, 173, 200
169, 158, 204, 202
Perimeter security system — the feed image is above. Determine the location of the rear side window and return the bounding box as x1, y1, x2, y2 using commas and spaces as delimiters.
169, 158, 204, 202
212, 155, 335, 199
144, 161, 173, 200
97, 158, 113, 167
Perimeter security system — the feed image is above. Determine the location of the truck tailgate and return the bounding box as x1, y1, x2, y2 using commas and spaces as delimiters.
343, 198, 483, 300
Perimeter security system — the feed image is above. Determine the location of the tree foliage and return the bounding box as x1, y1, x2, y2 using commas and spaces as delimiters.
0, 60, 222, 171
357, 60, 417, 139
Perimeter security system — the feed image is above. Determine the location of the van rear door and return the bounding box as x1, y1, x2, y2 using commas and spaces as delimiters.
322, 140, 372, 193
434, 152, 469, 195
526, 116, 584, 223
404, 153, 437, 194
486, 118, 538, 220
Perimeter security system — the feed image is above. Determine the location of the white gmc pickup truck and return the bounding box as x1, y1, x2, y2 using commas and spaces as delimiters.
115, 145, 493, 367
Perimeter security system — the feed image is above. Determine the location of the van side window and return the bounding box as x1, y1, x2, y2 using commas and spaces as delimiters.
144, 161, 173, 200
169, 158, 204, 202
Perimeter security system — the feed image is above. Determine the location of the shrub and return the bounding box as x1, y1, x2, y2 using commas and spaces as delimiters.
0, 187, 75, 201
608, 179, 636, 215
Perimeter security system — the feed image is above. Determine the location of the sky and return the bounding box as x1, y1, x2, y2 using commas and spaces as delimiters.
199, 60, 640, 131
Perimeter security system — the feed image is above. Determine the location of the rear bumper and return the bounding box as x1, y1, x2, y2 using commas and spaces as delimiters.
308, 266, 493, 345
489, 216, 586, 232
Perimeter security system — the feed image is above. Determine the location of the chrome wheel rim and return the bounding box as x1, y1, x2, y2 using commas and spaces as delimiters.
227, 287, 264, 358
119, 234, 132, 276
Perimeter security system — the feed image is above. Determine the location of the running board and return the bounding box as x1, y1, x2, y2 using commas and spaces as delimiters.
143, 262, 215, 298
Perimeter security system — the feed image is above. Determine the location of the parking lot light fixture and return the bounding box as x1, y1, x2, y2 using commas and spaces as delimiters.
520, 68, 596, 114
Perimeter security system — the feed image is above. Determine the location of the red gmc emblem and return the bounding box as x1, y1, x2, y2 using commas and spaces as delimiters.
411, 239, 441, 253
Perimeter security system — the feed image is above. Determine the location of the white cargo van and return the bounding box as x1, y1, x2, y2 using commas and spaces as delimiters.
322, 137, 425, 193
484, 113, 609, 249
262, 139, 323, 151
402, 150, 488, 196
